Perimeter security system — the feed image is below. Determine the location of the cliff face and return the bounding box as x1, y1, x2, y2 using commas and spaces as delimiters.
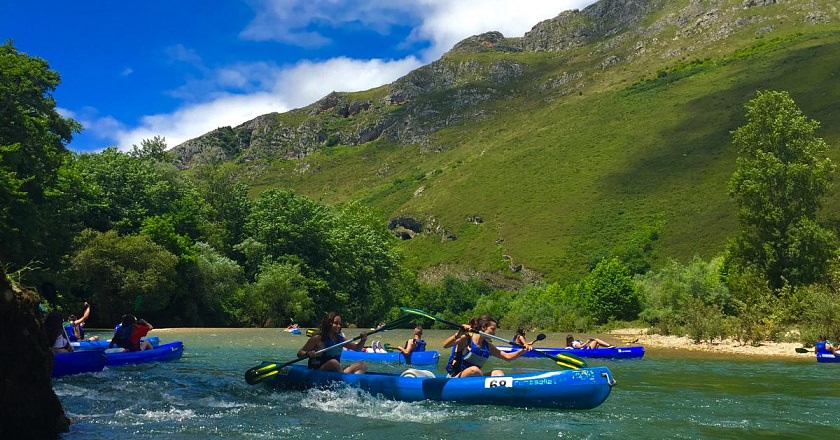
167, 0, 807, 170
0, 267, 70, 438
168, 0, 672, 169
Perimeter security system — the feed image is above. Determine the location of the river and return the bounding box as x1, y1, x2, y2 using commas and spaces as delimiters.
54, 328, 840, 439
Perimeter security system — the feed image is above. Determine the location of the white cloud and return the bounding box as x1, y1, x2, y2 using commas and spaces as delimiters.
100, 1, 597, 150
114, 56, 422, 149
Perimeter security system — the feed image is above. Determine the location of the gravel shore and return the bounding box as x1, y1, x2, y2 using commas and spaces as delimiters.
609, 328, 806, 359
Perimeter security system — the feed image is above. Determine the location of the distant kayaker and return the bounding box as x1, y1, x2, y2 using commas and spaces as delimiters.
566, 334, 614, 349
298, 312, 368, 374
109, 314, 154, 351
65, 301, 98, 342
443, 314, 531, 378
394, 326, 426, 364
816, 335, 838, 354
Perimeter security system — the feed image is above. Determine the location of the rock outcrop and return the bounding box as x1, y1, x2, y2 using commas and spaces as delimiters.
0, 267, 70, 438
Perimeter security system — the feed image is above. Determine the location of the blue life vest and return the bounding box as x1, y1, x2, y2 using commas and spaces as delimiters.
413, 338, 426, 352
308, 334, 344, 369
816, 341, 830, 354
446, 338, 490, 375
64, 324, 78, 342
112, 324, 135, 350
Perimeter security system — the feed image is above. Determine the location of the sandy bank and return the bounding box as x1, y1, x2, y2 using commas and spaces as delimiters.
609, 328, 808, 359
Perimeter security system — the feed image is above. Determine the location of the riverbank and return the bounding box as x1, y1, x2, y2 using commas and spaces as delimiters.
609, 328, 805, 359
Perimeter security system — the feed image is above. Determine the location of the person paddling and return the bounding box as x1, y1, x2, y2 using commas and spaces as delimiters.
443, 314, 531, 378
298, 312, 368, 374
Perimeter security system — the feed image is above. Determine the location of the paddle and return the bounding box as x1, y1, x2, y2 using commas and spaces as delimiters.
244, 314, 414, 385
530, 333, 547, 345
399, 307, 587, 370
795, 348, 812, 353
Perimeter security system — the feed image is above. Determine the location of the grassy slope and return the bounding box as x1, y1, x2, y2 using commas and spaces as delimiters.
249, 4, 840, 283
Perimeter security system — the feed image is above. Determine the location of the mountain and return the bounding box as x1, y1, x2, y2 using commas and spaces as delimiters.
170, 0, 840, 284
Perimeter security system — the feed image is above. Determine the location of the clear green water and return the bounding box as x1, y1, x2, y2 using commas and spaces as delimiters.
55, 328, 840, 439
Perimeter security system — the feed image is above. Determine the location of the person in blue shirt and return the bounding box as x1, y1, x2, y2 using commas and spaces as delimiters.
394, 326, 426, 364
443, 314, 530, 378
298, 312, 368, 374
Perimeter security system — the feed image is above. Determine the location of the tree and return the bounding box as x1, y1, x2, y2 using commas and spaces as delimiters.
0, 41, 81, 268
727, 90, 837, 289
69, 229, 178, 324
578, 257, 639, 324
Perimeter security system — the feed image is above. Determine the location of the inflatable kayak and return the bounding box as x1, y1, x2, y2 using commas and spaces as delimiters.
816, 352, 840, 363
104, 341, 184, 366
340, 349, 440, 366
262, 364, 615, 409
498, 345, 645, 359
53, 350, 106, 377
71, 336, 160, 351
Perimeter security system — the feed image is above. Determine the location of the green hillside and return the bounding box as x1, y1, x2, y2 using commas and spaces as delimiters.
176, 0, 840, 284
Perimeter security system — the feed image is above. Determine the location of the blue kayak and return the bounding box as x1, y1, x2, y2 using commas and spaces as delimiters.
71, 336, 160, 351
263, 364, 615, 409
498, 345, 645, 359
816, 352, 840, 363
104, 341, 184, 366
340, 349, 440, 366
53, 350, 106, 377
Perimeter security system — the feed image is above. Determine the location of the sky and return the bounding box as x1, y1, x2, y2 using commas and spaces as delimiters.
2, 0, 598, 153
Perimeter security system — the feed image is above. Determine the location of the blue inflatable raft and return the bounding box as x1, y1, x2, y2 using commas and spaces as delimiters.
53, 350, 106, 377
339, 349, 440, 366
498, 345, 645, 359
104, 341, 184, 366
264, 364, 615, 409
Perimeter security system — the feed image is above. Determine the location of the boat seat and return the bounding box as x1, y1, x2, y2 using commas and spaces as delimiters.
400, 369, 436, 378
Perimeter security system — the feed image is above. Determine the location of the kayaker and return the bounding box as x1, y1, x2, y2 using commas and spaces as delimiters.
298, 312, 368, 374
44, 311, 73, 353
394, 326, 426, 364
109, 314, 154, 351
443, 314, 531, 378
566, 334, 614, 349
815, 335, 838, 354
65, 301, 99, 342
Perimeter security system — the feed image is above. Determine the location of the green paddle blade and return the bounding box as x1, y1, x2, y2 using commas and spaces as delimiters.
795, 347, 812, 353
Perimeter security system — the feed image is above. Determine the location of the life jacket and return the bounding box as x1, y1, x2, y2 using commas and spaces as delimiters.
64, 324, 78, 342
402, 338, 426, 365
112, 324, 137, 351
308, 334, 344, 369
446, 338, 490, 375
815, 341, 830, 354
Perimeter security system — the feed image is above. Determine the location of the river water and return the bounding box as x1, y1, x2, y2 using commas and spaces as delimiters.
54, 328, 840, 439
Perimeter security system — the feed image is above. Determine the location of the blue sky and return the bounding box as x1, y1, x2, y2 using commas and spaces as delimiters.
2, 1, 597, 152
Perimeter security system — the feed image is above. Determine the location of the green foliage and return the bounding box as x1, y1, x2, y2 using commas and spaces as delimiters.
726, 267, 783, 345
727, 90, 837, 289
69, 229, 178, 323
0, 41, 81, 269
244, 189, 404, 324
578, 258, 640, 324
186, 242, 245, 325
190, 162, 250, 256
795, 258, 840, 343
237, 262, 315, 327
636, 256, 732, 335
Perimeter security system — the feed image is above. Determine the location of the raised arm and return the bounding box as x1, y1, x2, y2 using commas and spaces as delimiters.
73, 302, 91, 325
